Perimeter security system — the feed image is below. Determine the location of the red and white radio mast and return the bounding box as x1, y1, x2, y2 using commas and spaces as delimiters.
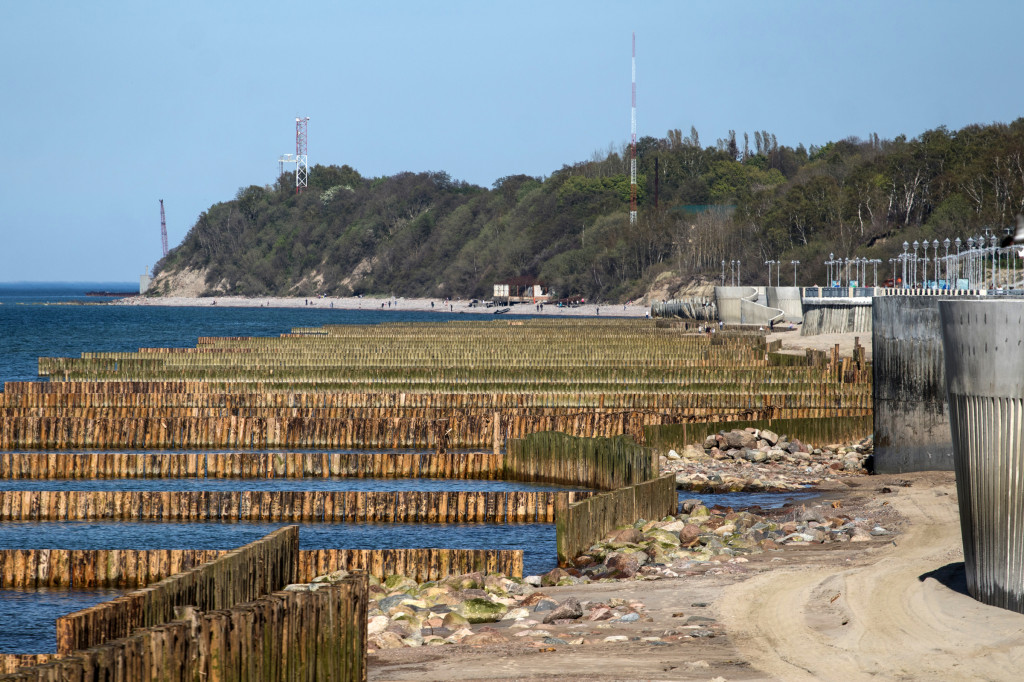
630, 33, 637, 225
295, 117, 309, 193
159, 199, 168, 258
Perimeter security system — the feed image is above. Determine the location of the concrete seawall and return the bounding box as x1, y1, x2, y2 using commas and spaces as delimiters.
872, 295, 984, 473
801, 299, 872, 336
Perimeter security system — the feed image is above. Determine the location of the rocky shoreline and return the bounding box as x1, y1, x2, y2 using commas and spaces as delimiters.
285, 433, 888, 655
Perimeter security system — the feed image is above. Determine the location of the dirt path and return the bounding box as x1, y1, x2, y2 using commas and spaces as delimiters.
719, 474, 1024, 681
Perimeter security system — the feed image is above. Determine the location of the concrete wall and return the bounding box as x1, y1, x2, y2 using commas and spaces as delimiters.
716, 287, 783, 325
766, 287, 803, 323
801, 300, 871, 335
714, 287, 752, 324
872, 295, 984, 473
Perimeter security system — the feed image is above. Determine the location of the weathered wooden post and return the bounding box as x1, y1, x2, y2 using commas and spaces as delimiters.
940, 299, 1024, 613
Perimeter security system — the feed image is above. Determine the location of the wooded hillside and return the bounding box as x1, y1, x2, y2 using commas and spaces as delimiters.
151, 119, 1024, 300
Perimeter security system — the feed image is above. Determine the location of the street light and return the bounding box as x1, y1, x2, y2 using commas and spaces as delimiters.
721, 260, 726, 286
791, 260, 800, 287
902, 242, 910, 288
922, 240, 929, 286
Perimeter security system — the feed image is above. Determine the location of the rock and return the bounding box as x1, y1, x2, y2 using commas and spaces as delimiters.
666, 449, 681, 460
540, 567, 571, 586
682, 444, 708, 460
797, 506, 825, 523
520, 592, 553, 607
367, 615, 389, 635
369, 631, 405, 650
442, 611, 470, 629
608, 527, 644, 544
760, 428, 779, 445
501, 607, 529, 621
531, 598, 560, 613
645, 528, 681, 546
703, 435, 718, 449
605, 552, 641, 578
312, 569, 350, 584
616, 612, 640, 622
524, 575, 543, 587
724, 429, 757, 449
679, 498, 703, 513
542, 597, 583, 623
383, 574, 418, 592
454, 598, 507, 624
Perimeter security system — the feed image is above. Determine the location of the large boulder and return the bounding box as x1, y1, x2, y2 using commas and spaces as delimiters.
542, 597, 584, 624
723, 429, 758, 450
454, 598, 508, 624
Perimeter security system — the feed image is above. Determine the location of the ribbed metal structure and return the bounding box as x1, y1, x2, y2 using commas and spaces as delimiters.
939, 299, 1024, 612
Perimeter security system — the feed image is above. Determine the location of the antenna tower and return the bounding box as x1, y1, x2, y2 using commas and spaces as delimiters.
159, 199, 168, 258
630, 33, 637, 225
295, 117, 309, 193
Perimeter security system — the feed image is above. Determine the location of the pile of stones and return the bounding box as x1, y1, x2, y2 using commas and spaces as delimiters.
664, 429, 873, 492
293, 491, 891, 650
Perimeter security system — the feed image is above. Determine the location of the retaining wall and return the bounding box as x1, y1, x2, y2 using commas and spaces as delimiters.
801, 299, 872, 335
766, 287, 803, 323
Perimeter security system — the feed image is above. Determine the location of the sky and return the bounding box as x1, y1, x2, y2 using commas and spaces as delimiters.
2, 0, 1024, 282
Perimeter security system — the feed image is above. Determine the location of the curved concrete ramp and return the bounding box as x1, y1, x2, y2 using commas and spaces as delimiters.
716, 287, 784, 326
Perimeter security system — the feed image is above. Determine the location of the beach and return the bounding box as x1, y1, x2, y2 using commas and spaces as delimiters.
112, 295, 652, 318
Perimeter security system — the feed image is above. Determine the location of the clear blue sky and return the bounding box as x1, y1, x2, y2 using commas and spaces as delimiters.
2, 0, 1022, 282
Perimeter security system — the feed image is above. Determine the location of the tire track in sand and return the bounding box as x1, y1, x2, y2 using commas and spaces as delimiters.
719, 480, 1024, 681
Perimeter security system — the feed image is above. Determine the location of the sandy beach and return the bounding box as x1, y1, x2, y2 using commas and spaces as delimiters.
112, 295, 652, 318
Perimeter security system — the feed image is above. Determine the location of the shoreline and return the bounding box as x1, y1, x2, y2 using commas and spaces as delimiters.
111, 295, 652, 318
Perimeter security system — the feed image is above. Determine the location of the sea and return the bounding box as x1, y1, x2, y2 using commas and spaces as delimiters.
0, 283, 553, 653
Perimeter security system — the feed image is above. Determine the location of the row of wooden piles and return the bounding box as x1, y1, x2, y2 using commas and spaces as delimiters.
1, 526, 368, 681
0, 489, 592, 523
0, 548, 523, 589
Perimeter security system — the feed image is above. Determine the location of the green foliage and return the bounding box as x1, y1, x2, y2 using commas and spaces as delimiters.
158, 119, 1024, 301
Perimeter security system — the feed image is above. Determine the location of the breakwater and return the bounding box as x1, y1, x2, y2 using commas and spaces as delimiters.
0, 547, 522, 588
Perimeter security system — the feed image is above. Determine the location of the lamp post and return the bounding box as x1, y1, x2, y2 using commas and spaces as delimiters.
828, 253, 835, 286
968, 237, 976, 287
765, 260, 773, 286
902, 242, 909, 288
922, 241, 929, 287
912, 241, 920, 287
943, 238, 951, 287
721, 260, 726, 286
954, 237, 962, 285
791, 260, 799, 286
992, 235, 999, 288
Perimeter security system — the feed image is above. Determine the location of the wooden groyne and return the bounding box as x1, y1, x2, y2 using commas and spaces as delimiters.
0, 451, 505, 480
555, 474, 677, 566
55, 526, 298, 654
0, 490, 592, 523
0, 548, 523, 587
504, 431, 656, 490
2, 576, 367, 682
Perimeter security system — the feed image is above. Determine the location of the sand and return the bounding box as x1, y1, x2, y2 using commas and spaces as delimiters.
368, 471, 1024, 680
112, 295, 651, 318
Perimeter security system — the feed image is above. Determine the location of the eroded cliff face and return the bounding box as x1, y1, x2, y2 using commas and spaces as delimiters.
146, 267, 215, 297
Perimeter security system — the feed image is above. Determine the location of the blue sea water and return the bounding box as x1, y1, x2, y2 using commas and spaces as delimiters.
0, 282, 499, 384
0, 284, 562, 653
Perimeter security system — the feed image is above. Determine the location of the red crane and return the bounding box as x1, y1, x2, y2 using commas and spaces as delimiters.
159, 199, 168, 258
